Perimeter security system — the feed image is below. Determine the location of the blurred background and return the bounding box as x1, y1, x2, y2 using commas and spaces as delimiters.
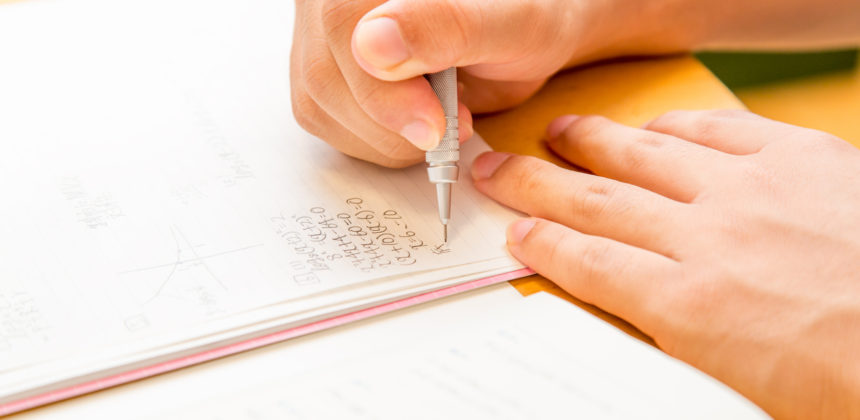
698, 49, 860, 147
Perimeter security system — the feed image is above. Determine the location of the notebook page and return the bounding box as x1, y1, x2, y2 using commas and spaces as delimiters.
9, 283, 524, 419
0, 0, 522, 401
156, 293, 767, 420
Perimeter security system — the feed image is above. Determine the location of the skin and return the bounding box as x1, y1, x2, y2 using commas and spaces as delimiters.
291, 0, 860, 166
291, 0, 860, 417
472, 111, 860, 419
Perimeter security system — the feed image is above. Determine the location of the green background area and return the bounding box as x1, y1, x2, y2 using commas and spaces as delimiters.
697, 49, 858, 89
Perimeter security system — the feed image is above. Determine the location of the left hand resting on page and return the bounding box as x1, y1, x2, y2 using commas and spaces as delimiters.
471, 109, 860, 419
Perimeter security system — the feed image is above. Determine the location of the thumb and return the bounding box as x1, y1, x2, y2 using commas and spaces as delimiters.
351, 0, 577, 82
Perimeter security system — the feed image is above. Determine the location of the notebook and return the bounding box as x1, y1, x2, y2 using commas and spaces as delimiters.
0, 0, 530, 413
9, 286, 767, 419
159, 292, 768, 419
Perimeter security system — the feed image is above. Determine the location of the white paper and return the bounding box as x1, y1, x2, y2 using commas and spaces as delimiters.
146, 292, 767, 419
0, 0, 523, 403
11, 283, 525, 420
11, 288, 767, 420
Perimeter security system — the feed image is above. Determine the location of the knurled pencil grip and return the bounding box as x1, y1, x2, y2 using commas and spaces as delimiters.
425, 68, 459, 164
425, 68, 459, 239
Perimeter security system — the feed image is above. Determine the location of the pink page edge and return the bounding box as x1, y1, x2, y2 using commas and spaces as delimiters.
1, 268, 535, 415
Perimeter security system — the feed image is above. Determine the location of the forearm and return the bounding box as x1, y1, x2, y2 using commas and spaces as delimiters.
567, 0, 860, 68
688, 0, 860, 49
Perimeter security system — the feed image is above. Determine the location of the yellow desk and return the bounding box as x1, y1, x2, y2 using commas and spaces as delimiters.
476, 55, 745, 344
736, 65, 860, 148
479, 54, 860, 344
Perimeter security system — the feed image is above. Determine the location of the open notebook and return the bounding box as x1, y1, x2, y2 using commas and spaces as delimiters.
0, 0, 527, 413
11, 286, 767, 419
161, 291, 768, 419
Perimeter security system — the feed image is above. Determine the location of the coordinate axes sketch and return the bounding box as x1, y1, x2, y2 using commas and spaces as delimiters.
117, 226, 263, 306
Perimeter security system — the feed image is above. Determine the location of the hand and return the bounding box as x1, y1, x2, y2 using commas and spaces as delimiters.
290, 0, 698, 167
471, 110, 860, 419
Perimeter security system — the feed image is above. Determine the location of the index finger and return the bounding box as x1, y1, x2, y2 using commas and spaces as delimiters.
507, 218, 682, 338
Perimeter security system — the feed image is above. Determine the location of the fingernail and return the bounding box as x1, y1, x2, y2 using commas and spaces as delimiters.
546, 115, 580, 141
400, 119, 440, 150
507, 218, 536, 245
471, 152, 512, 180
354, 17, 411, 70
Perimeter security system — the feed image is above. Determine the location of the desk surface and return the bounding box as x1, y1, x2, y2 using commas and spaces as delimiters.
475, 55, 745, 345
479, 54, 860, 345
736, 65, 860, 149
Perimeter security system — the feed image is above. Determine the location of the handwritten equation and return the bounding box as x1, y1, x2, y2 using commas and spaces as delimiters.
0, 290, 52, 353
187, 93, 255, 187
272, 197, 451, 283
57, 176, 124, 230
116, 226, 264, 330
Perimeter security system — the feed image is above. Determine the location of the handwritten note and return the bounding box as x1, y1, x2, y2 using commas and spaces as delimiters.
273, 197, 457, 281
0, 291, 52, 355
0, 0, 522, 405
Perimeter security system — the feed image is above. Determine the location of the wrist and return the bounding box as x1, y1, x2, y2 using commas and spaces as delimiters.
564, 0, 715, 67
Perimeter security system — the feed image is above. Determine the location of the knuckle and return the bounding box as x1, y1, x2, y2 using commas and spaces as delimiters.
434, 0, 472, 60
657, 278, 711, 343
576, 240, 614, 280
651, 109, 720, 133
291, 91, 323, 135
649, 109, 747, 128
706, 108, 753, 119
508, 156, 551, 192
646, 110, 690, 131
694, 211, 758, 255
302, 51, 338, 102
374, 154, 420, 169
816, 133, 855, 154
506, 2, 552, 54
689, 116, 725, 139
543, 226, 568, 267
619, 133, 663, 173
717, 213, 754, 245
352, 82, 386, 112
320, 0, 357, 35
372, 136, 424, 166
737, 160, 780, 196
789, 130, 846, 152
630, 131, 667, 149
691, 109, 756, 133
571, 181, 618, 220
690, 109, 755, 132
565, 115, 609, 140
